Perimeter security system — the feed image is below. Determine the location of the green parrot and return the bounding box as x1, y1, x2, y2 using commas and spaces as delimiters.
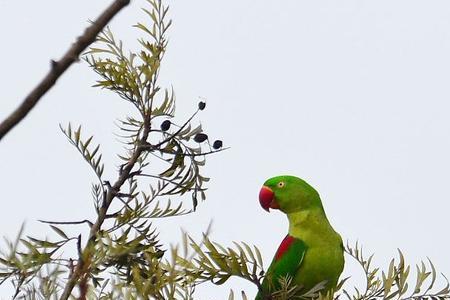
255, 175, 344, 300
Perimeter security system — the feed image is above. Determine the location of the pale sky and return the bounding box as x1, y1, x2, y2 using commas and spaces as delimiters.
1, 0, 450, 299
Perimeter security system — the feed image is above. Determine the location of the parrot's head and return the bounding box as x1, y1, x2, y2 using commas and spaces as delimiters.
259, 175, 322, 214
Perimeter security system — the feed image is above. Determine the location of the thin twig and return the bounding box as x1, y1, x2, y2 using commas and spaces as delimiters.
142, 144, 228, 157
0, 0, 131, 141
38, 219, 93, 227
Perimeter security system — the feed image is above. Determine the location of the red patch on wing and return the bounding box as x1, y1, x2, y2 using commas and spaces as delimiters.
275, 235, 295, 260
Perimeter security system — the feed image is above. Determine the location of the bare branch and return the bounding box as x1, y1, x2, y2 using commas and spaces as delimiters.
0, 0, 131, 141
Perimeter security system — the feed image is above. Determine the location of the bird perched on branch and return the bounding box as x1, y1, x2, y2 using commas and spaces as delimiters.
256, 175, 344, 299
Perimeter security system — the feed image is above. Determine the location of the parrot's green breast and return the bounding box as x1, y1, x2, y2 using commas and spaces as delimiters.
288, 209, 344, 293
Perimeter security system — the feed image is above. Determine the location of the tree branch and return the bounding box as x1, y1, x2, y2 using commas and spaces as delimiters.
0, 0, 131, 141
58, 116, 151, 300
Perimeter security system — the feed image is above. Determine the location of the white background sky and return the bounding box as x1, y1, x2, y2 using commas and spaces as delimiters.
1, 0, 450, 299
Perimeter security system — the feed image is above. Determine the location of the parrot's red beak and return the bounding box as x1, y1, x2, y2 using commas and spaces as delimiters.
259, 186, 279, 212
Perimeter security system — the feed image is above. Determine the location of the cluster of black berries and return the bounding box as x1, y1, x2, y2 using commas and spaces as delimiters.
160, 101, 223, 150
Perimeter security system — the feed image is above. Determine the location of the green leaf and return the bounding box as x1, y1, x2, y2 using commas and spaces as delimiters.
50, 225, 68, 240
74, 125, 81, 146
213, 274, 231, 285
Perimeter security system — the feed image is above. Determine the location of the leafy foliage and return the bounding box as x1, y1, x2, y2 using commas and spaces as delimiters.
0, 0, 448, 299
177, 234, 265, 287
60, 124, 105, 184
341, 243, 450, 300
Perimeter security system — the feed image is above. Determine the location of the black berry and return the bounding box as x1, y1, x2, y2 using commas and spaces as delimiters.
212, 140, 223, 149
198, 101, 206, 110
160, 120, 171, 131
194, 133, 208, 143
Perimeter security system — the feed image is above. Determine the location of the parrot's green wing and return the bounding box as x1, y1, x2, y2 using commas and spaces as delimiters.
256, 235, 307, 300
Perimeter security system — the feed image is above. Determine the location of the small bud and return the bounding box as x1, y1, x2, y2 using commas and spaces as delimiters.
212, 140, 223, 149
198, 101, 206, 110
50, 59, 58, 69
194, 133, 208, 143
160, 120, 171, 131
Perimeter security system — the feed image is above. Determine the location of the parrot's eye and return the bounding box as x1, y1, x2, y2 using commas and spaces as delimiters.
277, 181, 285, 188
